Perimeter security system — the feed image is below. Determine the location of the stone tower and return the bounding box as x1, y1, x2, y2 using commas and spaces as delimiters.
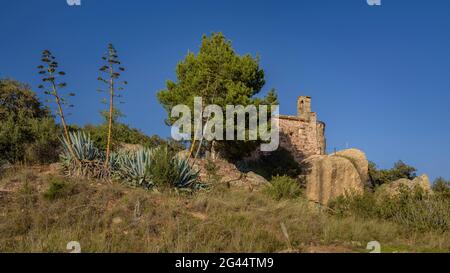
275, 96, 326, 162
297, 96, 312, 121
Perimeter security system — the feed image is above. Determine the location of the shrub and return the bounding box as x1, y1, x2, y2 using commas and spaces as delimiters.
329, 191, 379, 219
0, 79, 61, 164
83, 123, 185, 152
147, 146, 175, 187
391, 193, 449, 232
369, 161, 417, 188
263, 175, 302, 201
43, 179, 67, 200
204, 159, 222, 183
433, 177, 450, 199
329, 186, 450, 232
24, 117, 61, 164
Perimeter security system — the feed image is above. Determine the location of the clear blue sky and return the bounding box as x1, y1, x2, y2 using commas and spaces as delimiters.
1, 0, 449, 180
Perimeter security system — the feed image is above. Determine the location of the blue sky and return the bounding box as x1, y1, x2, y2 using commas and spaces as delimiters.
1, 0, 449, 180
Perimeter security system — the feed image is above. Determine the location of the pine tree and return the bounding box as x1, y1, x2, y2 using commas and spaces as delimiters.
98, 43, 127, 167
157, 33, 277, 159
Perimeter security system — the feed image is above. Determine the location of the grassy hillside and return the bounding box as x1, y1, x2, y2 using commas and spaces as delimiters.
0, 166, 448, 253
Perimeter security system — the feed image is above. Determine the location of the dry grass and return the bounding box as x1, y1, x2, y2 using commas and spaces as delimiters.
0, 167, 449, 253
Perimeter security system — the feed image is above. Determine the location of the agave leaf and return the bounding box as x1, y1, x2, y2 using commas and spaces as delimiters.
171, 157, 199, 188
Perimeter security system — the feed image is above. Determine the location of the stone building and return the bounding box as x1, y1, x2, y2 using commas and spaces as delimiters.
275, 96, 326, 162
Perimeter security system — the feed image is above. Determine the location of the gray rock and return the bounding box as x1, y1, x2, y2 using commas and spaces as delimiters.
301, 149, 368, 205
245, 171, 269, 186
376, 174, 432, 197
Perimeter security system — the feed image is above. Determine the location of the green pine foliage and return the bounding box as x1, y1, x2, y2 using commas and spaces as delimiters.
157, 33, 278, 159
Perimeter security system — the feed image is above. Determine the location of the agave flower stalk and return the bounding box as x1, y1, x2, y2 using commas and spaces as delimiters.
38, 50, 79, 163
98, 43, 127, 168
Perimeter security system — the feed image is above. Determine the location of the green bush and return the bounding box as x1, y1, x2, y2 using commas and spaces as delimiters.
43, 179, 67, 200
433, 177, 450, 199
82, 123, 185, 152
369, 161, 417, 188
0, 79, 61, 164
24, 117, 61, 164
329, 186, 450, 232
391, 193, 449, 232
205, 159, 222, 183
329, 192, 379, 219
263, 175, 302, 201
147, 146, 175, 187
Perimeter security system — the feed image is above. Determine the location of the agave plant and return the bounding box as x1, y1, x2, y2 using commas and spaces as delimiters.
61, 131, 101, 162
60, 131, 106, 178
108, 152, 122, 172
171, 157, 200, 188
58, 132, 199, 188
112, 148, 155, 189
111, 146, 200, 190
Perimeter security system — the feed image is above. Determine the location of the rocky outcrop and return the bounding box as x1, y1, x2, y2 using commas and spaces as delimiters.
244, 171, 269, 186
180, 153, 268, 188
335, 149, 369, 185
301, 149, 368, 205
376, 174, 432, 197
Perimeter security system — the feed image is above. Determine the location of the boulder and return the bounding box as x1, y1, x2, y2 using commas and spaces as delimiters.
194, 157, 270, 188
301, 149, 368, 205
376, 174, 432, 197
244, 171, 269, 186
335, 149, 369, 184
195, 157, 242, 184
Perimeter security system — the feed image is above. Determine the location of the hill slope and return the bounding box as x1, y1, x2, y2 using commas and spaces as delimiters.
0, 166, 448, 253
